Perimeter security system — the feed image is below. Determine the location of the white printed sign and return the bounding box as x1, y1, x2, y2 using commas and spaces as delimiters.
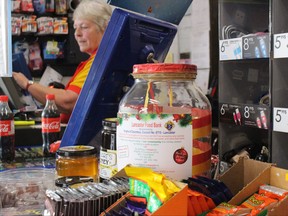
219, 38, 242, 60
274, 33, 288, 58
117, 113, 192, 181
274, 107, 288, 133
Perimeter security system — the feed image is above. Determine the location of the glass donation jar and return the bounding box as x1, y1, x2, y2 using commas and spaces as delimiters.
116, 63, 212, 181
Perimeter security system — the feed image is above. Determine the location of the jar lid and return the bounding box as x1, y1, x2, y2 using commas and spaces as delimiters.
133, 63, 197, 74
57, 145, 96, 157
46, 94, 55, 100
102, 117, 117, 128
0, 95, 8, 102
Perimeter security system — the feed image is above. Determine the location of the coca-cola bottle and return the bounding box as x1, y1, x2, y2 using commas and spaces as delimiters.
0, 95, 15, 162
41, 94, 61, 157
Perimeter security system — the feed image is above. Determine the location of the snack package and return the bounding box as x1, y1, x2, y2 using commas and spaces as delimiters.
240, 193, 278, 216
12, 0, 21, 12
206, 202, 251, 216
187, 189, 216, 215
22, 15, 37, 33
125, 166, 180, 214
21, 0, 34, 12
37, 17, 54, 35
11, 16, 22, 36
33, 0, 45, 14
28, 42, 43, 71
259, 184, 288, 201
53, 17, 68, 34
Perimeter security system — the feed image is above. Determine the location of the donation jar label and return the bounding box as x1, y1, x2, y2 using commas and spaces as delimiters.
117, 113, 192, 181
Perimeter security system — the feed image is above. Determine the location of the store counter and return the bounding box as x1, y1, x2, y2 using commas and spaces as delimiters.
0, 146, 56, 171
0, 122, 67, 171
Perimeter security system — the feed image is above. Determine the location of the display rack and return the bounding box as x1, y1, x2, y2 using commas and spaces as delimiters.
271, 0, 288, 169
218, 0, 271, 172
11, 5, 87, 78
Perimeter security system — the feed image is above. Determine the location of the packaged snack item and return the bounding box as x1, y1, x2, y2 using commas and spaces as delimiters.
259, 184, 288, 201
207, 202, 251, 216
37, 17, 54, 35
22, 15, 37, 33
53, 17, 68, 34
125, 166, 181, 214
12, 0, 21, 12
240, 193, 278, 216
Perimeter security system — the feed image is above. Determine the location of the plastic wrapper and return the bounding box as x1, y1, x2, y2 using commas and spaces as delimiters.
0, 168, 55, 209
206, 202, 251, 216
240, 193, 278, 216
45, 177, 129, 216
259, 184, 288, 201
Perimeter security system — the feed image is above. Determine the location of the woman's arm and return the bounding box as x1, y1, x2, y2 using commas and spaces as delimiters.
13, 72, 78, 113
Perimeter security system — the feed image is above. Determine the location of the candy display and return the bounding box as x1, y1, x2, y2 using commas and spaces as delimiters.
45, 177, 129, 216
0, 168, 55, 208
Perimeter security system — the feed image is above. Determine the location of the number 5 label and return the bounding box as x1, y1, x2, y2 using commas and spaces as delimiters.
274, 33, 288, 58
273, 107, 288, 132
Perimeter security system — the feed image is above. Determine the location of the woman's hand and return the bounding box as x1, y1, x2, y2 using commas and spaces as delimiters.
12, 72, 29, 90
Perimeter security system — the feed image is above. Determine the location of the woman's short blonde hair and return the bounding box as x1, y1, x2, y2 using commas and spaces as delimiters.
73, 0, 112, 33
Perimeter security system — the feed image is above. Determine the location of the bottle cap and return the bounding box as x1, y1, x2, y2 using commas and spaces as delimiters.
102, 117, 117, 128
0, 95, 9, 102
46, 94, 55, 100
57, 145, 96, 157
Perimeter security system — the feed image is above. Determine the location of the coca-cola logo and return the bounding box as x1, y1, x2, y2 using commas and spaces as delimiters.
0, 124, 9, 133
0, 121, 13, 136
43, 121, 60, 130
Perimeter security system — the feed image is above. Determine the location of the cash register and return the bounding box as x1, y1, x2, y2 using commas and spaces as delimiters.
60, 1, 193, 147
60, 7, 180, 147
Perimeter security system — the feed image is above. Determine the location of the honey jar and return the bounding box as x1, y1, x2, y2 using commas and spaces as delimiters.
55, 145, 98, 182
99, 117, 118, 182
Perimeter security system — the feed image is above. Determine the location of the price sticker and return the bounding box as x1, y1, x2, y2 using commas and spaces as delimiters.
274, 33, 288, 58
273, 107, 288, 132
219, 38, 242, 60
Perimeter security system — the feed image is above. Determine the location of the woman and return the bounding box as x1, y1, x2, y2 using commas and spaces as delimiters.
13, 0, 112, 123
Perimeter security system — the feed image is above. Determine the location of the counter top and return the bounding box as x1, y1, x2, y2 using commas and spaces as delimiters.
0, 146, 55, 171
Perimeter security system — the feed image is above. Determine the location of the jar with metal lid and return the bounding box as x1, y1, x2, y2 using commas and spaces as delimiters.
117, 63, 212, 180
99, 118, 118, 181
55, 145, 98, 183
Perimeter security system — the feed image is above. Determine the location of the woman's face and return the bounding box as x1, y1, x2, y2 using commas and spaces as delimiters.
73, 19, 103, 55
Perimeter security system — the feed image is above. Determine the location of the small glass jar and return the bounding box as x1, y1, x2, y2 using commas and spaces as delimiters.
99, 118, 118, 181
117, 63, 212, 180
56, 145, 98, 182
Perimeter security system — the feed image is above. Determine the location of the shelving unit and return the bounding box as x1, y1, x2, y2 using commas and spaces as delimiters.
271, 0, 288, 169
11, 5, 88, 78
218, 0, 271, 172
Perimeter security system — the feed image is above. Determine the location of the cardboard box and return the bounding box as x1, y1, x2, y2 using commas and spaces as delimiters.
218, 158, 272, 196
226, 165, 288, 214
100, 167, 188, 215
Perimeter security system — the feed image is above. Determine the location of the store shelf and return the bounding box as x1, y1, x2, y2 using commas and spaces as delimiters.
271, 0, 288, 169
218, 0, 270, 172
219, 33, 269, 60
219, 102, 269, 129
